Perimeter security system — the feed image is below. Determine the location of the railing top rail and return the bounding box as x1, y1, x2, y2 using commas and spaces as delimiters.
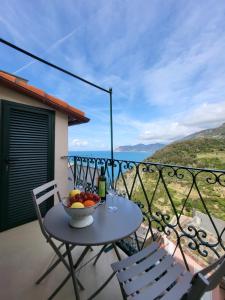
62, 155, 225, 174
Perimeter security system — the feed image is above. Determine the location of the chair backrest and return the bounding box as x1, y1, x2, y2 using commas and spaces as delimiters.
186, 255, 225, 300
31, 180, 61, 238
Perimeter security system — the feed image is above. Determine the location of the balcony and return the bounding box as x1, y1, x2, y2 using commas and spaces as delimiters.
1, 155, 225, 299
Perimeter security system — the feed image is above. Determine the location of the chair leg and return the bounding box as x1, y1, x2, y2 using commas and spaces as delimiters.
48, 240, 85, 290
119, 282, 127, 300
47, 246, 91, 299
65, 244, 80, 300
48, 238, 71, 270
36, 257, 61, 284
36, 244, 75, 284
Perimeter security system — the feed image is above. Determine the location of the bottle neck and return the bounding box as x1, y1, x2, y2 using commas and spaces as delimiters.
100, 167, 105, 177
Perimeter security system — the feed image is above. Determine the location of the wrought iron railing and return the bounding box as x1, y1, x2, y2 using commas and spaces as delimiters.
64, 155, 225, 271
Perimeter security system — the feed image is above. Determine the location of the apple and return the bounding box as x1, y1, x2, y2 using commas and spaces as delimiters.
69, 196, 77, 204
69, 189, 80, 197
93, 194, 100, 202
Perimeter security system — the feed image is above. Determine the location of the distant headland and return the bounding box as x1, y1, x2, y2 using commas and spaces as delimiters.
114, 143, 165, 152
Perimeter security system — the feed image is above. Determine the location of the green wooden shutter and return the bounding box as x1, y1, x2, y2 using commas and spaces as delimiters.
0, 101, 55, 231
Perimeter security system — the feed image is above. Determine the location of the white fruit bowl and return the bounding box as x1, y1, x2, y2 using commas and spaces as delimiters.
62, 198, 100, 228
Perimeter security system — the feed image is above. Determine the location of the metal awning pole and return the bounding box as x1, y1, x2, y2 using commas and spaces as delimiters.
0, 37, 114, 185
109, 88, 114, 187
0, 38, 109, 93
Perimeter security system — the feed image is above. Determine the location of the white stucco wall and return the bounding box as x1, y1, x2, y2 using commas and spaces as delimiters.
0, 84, 69, 197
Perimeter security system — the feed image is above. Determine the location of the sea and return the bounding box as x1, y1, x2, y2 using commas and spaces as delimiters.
68, 151, 153, 162
68, 151, 153, 179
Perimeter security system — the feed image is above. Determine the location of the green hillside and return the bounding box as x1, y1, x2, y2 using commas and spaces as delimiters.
148, 122, 225, 169
148, 138, 225, 169
117, 124, 225, 222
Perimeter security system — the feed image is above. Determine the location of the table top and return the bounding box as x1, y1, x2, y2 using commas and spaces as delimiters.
43, 196, 143, 246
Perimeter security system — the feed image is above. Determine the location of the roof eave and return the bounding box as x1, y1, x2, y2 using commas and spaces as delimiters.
0, 76, 89, 125
68, 116, 90, 126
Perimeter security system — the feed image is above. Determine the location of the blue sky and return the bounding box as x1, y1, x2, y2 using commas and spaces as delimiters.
1, 0, 225, 150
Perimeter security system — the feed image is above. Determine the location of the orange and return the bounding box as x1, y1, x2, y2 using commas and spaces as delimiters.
83, 200, 96, 207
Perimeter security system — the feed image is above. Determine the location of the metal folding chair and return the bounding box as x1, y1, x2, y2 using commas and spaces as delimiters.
111, 241, 225, 300
31, 180, 89, 292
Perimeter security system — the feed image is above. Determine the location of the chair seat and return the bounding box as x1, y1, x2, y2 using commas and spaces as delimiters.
111, 242, 192, 300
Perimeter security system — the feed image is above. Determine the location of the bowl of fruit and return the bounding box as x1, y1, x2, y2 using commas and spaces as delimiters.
62, 189, 101, 228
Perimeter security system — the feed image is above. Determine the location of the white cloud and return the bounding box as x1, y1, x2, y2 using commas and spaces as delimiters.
140, 122, 195, 143
69, 136, 111, 151
70, 139, 88, 147
14, 25, 81, 74
143, 102, 225, 142
0, 16, 24, 42
142, 2, 225, 107
183, 102, 225, 128
143, 40, 225, 107
114, 101, 225, 144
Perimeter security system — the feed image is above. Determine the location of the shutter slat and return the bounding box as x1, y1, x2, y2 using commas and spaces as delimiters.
4, 106, 53, 229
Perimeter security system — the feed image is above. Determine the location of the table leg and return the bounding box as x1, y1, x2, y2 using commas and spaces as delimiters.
87, 271, 116, 300
113, 243, 121, 260
48, 274, 70, 300
93, 244, 108, 265
87, 243, 122, 299
65, 243, 80, 300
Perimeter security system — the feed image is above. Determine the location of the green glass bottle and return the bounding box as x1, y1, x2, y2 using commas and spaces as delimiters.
98, 166, 106, 201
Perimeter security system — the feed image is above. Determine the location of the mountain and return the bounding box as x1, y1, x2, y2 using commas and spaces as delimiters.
115, 143, 165, 152
182, 122, 225, 140
147, 122, 225, 169
117, 124, 225, 226
148, 138, 225, 169
118, 122, 225, 223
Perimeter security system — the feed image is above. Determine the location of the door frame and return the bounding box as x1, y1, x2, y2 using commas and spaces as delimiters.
0, 99, 55, 231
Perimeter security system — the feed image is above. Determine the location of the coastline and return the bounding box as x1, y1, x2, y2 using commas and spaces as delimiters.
68, 150, 154, 163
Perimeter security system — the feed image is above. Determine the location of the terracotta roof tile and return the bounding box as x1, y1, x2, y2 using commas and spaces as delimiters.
1, 72, 16, 82
0, 71, 89, 125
